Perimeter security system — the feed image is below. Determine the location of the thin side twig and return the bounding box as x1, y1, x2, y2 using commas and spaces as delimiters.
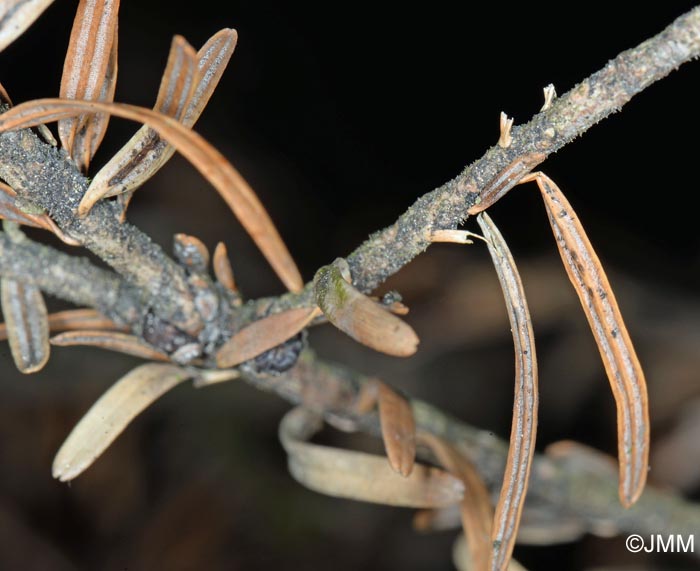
243, 352, 700, 551
0, 231, 141, 326
344, 6, 700, 293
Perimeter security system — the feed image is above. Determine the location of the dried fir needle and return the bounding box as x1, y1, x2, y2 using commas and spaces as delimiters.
173, 233, 210, 271
0, 0, 56, 53
280, 407, 464, 508
477, 212, 538, 571
216, 306, 320, 368
0, 98, 304, 292
51, 330, 170, 362
59, 0, 120, 171
314, 258, 419, 357
213, 241, 237, 292
78, 34, 198, 213
81, 29, 238, 215
419, 431, 493, 571
376, 381, 417, 477
526, 171, 649, 508
1, 278, 50, 373
53, 363, 190, 481
467, 153, 545, 215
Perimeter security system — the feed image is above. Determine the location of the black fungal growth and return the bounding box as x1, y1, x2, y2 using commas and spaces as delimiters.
142, 311, 198, 354
252, 333, 304, 374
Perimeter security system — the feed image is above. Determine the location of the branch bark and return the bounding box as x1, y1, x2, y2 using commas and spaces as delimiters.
0, 231, 141, 325
241, 351, 700, 544
0, 122, 206, 335
345, 6, 700, 292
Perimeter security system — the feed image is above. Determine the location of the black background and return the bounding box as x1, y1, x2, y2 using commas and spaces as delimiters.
1, 2, 699, 570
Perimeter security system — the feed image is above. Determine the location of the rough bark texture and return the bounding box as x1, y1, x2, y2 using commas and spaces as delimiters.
240, 352, 700, 543
0, 121, 203, 334
0, 231, 140, 325
345, 6, 700, 292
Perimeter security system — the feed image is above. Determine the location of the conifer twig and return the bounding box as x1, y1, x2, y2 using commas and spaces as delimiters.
1, 6, 700, 552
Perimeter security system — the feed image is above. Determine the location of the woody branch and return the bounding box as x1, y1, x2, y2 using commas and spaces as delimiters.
3, 8, 700, 329
262, 353, 700, 542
